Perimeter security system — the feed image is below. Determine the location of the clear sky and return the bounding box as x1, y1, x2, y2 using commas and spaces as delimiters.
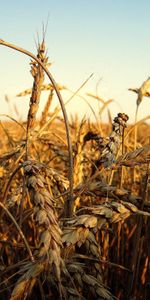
0, 0, 150, 123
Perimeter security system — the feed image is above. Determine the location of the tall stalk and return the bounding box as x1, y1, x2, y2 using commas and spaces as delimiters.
0, 38, 74, 217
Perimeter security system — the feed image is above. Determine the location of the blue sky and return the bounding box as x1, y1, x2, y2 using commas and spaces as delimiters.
0, 0, 150, 122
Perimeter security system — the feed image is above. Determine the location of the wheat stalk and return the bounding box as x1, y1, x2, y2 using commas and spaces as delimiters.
10, 161, 64, 300
40, 89, 54, 127
0, 38, 74, 217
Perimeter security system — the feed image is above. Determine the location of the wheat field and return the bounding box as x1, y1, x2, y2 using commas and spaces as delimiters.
0, 37, 150, 300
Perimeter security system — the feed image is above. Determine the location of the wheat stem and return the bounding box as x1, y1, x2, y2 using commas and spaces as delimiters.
0, 38, 74, 217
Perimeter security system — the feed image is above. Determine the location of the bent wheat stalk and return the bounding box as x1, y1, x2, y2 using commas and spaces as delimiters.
0, 38, 74, 217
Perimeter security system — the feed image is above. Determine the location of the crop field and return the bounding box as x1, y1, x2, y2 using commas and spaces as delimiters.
0, 37, 150, 300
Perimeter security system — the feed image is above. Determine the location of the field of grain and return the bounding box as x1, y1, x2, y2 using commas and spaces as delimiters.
0, 37, 150, 300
